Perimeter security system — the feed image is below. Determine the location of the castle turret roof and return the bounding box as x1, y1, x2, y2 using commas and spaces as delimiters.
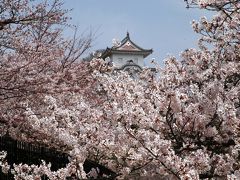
101, 32, 153, 59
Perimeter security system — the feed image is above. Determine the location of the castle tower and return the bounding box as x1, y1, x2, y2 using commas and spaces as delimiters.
101, 32, 153, 73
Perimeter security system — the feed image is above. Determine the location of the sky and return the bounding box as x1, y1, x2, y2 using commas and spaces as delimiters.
63, 0, 213, 66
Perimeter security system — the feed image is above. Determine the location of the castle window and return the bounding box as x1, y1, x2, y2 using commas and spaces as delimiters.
127, 60, 133, 63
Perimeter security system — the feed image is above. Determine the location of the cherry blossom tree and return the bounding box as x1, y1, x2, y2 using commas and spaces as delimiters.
85, 0, 239, 179
81, 1, 239, 179
0, 1, 95, 177
0, 0, 240, 179
0, 0, 92, 136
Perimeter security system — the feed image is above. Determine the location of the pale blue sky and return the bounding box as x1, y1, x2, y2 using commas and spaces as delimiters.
63, 0, 213, 65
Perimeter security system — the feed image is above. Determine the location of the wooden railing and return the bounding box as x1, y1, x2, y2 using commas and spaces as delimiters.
0, 135, 116, 179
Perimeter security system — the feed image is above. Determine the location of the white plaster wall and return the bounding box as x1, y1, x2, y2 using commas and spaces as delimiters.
110, 54, 144, 68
